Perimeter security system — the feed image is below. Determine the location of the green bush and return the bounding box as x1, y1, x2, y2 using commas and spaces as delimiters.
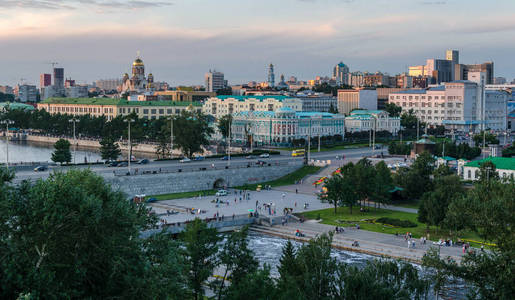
376, 217, 417, 228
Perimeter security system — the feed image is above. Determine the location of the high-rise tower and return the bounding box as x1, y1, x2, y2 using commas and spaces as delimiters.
333, 62, 349, 86
268, 63, 275, 88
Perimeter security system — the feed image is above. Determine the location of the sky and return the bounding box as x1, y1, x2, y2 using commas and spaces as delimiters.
0, 0, 514, 87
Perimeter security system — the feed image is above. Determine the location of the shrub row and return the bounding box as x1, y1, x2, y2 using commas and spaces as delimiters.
376, 217, 417, 228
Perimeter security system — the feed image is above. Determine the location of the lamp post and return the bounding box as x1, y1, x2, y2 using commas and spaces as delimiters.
1, 120, 14, 169
68, 118, 79, 164
124, 117, 135, 174
167, 116, 174, 159
227, 117, 232, 167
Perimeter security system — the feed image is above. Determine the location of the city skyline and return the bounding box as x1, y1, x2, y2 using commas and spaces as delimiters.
1, 0, 515, 86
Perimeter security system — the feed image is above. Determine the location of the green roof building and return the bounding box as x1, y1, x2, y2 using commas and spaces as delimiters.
37, 97, 202, 121
463, 157, 515, 181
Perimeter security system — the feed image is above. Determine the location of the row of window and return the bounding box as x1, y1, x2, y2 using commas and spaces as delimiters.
391, 95, 460, 101
49, 106, 114, 114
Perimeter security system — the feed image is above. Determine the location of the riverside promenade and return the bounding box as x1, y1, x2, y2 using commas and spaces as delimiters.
251, 221, 464, 264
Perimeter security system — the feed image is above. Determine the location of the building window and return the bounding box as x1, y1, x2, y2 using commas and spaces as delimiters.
468, 170, 471, 179
143, 109, 149, 114
167, 109, 172, 114
151, 109, 156, 114
159, 109, 164, 114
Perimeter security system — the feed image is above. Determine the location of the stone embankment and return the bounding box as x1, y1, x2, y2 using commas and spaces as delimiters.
24, 134, 158, 153
250, 222, 463, 264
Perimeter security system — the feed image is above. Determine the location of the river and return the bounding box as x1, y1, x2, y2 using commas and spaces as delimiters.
247, 232, 467, 299
0, 140, 150, 164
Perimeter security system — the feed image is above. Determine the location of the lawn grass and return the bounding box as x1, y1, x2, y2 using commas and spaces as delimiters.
235, 165, 322, 190
300, 206, 482, 243
149, 189, 217, 201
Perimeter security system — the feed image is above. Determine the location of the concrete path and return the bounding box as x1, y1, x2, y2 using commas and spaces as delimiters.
251, 221, 464, 264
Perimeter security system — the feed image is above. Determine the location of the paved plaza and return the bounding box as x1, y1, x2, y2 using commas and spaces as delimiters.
149, 188, 333, 223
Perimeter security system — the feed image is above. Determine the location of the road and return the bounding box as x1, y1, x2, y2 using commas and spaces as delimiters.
12, 146, 387, 183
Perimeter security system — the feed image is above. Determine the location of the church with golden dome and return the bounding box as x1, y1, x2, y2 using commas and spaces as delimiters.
121, 55, 154, 93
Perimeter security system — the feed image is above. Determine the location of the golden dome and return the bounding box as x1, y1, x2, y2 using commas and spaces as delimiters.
133, 58, 144, 66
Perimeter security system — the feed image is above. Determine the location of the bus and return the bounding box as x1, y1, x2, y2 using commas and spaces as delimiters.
291, 149, 305, 157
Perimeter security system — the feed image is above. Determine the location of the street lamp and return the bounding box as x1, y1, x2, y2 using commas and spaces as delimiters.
1, 119, 14, 169
227, 118, 232, 167
124, 117, 136, 174
68, 118, 79, 164
167, 116, 174, 159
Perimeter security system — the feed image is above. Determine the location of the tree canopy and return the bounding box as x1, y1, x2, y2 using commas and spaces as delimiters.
51, 138, 72, 165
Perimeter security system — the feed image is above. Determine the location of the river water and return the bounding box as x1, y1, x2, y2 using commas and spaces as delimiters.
247, 232, 467, 299
0, 140, 150, 164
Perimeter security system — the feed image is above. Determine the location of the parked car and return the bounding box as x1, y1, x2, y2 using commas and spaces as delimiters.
194, 156, 205, 161
256, 160, 267, 165
216, 189, 228, 196
180, 157, 191, 163
245, 155, 255, 159
259, 153, 270, 158
137, 159, 149, 164
220, 156, 229, 160
33, 165, 48, 172
108, 161, 119, 167
118, 162, 128, 167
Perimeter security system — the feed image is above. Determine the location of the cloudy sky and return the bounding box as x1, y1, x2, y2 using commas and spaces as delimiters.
1, 0, 514, 86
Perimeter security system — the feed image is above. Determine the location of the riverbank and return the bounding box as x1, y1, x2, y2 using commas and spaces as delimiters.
24, 134, 159, 154
250, 221, 464, 264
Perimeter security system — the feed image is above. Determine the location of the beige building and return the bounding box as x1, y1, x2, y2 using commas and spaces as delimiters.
154, 90, 216, 102
37, 98, 202, 121
202, 95, 302, 119
337, 89, 378, 115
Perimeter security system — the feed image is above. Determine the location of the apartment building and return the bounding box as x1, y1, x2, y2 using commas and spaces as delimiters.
202, 95, 302, 119
388, 81, 507, 132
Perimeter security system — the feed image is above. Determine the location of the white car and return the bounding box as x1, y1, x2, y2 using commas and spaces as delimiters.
216, 189, 228, 196
259, 153, 270, 158
179, 157, 191, 163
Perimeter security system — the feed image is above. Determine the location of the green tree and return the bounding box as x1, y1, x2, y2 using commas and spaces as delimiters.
373, 161, 393, 208
423, 180, 515, 299
433, 164, 453, 178
0, 169, 187, 299
336, 260, 430, 299
384, 103, 402, 117
217, 114, 233, 141
215, 226, 258, 300
395, 152, 435, 199
180, 219, 220, 300
418, 174, 465, 230
51, 138, 72, 165
276, 240, 301, 299
224, 266, 276, 300
99, 136, 121, 161
353, 158, 376, 208
473, 131, 500, 146
155, 133, 171, 159
174, 111, 214, 158
477, 160, 499, 183
322, 164, 358, 214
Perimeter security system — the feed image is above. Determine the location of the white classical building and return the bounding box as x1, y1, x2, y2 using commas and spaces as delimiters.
461, 157, 515, 181
344, 110, 401, 135
231, 107, 345, 145
388, 80, 508, 133
202, 95, 302, 119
